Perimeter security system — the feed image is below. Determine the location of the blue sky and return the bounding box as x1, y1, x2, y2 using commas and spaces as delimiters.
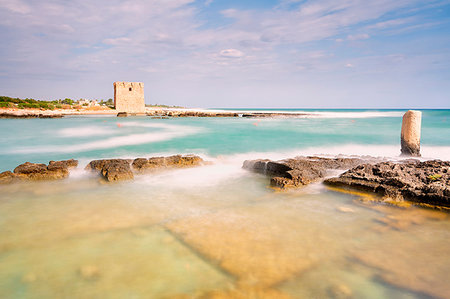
0, 0, 449, 108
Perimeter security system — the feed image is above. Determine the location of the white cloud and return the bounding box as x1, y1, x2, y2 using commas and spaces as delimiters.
103, 37, 132, 45
347, 33, 370, 41
0, 0, 448, 108
219, 49, 244, 58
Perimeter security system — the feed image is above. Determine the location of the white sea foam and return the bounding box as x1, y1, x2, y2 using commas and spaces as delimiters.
62, 143, 450, 188
135, 162, 250, 188
58, 127, 115, 137
220, 109, 404, 119
302, 111, 403, 119
15, 123, 204, 154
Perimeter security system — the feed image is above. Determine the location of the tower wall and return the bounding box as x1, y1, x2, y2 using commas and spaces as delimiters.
113, 82, 145, 113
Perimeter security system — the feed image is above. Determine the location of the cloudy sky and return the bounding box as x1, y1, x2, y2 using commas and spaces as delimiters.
0, 0, 449, 108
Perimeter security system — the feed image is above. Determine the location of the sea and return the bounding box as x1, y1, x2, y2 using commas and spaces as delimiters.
0, 109, 449, 298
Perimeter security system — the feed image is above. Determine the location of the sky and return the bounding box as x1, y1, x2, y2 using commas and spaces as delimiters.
0, 0, 449, 108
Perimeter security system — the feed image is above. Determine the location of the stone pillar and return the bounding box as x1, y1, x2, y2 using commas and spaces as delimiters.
401, 110, 422, 157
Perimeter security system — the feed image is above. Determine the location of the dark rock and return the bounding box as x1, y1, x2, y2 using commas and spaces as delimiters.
243, 156, 366, 188
86, 159, 134, 181
324, 160, 450, 207
117, 112, 129, 117
132, 155, 203, 172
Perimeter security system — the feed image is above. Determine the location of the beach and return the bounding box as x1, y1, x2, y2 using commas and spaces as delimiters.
0, 109, 449, 298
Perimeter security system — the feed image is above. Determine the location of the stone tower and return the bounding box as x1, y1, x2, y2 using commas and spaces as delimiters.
113, 82, 145, 113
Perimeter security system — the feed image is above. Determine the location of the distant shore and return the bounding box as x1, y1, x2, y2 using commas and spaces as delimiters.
0, 107, 311, 118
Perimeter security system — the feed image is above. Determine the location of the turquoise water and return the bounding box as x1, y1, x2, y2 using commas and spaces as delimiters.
1, 109, 449, 171
0, 109, 449, 298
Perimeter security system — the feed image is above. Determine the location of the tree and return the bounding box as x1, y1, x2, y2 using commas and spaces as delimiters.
106, 98, 113, 106
62, 98, 73, 105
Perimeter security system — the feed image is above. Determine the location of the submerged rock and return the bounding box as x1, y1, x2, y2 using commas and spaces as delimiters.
132, 155, 204, 172
324, 160, 450, 207
242, 156, 366, 188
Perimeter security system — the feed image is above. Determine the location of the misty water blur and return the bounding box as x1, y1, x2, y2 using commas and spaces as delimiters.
1, 109, 449, 298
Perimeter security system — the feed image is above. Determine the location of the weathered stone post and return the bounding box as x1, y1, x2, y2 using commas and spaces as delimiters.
401, 110, 422, 156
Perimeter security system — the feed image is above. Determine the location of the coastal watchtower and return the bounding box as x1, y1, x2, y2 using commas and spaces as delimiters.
113, 82, 145, 113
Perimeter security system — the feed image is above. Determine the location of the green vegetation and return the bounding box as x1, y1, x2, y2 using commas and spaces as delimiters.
106, 98, 113, 107
1, 96, 57, 109
0, 96, 104, 110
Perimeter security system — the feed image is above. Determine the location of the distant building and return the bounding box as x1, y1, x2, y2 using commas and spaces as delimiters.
78, 99, 90, 106
113, 82, 145, 113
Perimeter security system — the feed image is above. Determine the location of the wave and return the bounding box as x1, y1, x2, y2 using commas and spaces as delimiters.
218, 109, 404, 119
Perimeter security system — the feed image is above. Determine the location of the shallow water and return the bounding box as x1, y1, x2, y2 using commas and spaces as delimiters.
0, 110, 449, 298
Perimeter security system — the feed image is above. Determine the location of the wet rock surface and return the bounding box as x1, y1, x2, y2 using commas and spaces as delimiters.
86, 155, 204, 181
324, 160, 450, 207
85, 159, 134, 182
0, 160, 78, 183
132, 154, 203, 172
243, 156, 367, 188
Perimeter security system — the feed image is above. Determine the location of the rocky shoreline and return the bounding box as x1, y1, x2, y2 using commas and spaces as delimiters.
1, 154, 449, 209
243, 156, 450, 209
0, 108, 313, 118
0, 155, 205, 184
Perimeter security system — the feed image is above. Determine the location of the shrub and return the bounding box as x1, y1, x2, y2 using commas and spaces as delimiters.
0, 102, 13, 108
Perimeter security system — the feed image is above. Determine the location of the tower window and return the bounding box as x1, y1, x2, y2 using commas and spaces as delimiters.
129, 87, 132, 91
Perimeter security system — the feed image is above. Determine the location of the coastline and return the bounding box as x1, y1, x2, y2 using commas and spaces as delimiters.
0, 107, 315, 118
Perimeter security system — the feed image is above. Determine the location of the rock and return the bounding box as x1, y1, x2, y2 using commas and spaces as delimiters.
132, 155, 203, 172
14, 162, 48, 174
0, 171, 17, 184
13, 161, 70, 180
1, 160, 78, 182
48, 159, 78, 170
0, 112, 63, 118
242, 156, 366, 188
86, 159, 134, 181
401, 110, 422, 157
117, 112, 129, 117
324, 160, 450, 207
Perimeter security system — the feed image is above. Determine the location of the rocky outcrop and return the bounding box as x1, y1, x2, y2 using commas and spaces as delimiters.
117, 112, 129, 117
0, 159, 78, 183
85, 159, 134, 182
243, 156, 367, 188
146, 110, 239, 117
324, 160, 450, 207
86, 155, 204, 181
132, 155, 203, 172
145, 110, 311, 118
